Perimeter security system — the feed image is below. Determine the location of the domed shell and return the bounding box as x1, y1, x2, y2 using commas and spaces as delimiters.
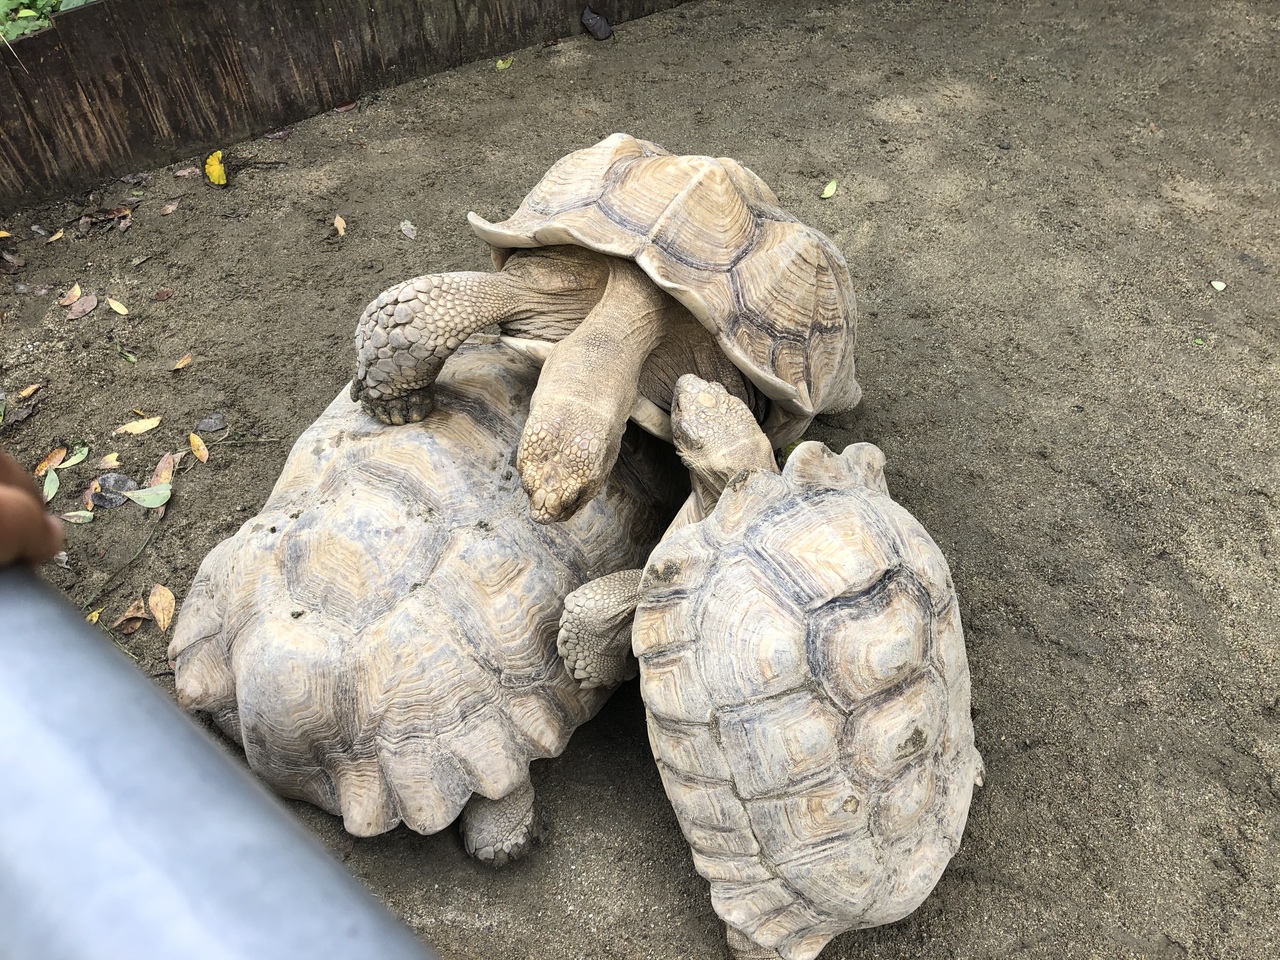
170, 342, 672, 838
468, 133, 861, 446
634, 442, 982, 960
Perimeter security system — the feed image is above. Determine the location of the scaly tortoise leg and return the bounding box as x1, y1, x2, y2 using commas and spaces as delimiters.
556, 568, 645, 688
459, 781, 541, 867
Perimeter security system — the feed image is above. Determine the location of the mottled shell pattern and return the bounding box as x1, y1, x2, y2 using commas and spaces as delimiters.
169, 342, 674, 838
633, 442, 982, 960
469, 132, 862, 446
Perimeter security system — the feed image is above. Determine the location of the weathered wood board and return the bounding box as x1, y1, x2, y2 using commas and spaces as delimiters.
0, 0, 686, 211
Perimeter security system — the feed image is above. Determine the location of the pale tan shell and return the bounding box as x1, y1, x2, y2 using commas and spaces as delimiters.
633, 442, 982, 960
469, 133, 861, 446
169, 342, 672, 837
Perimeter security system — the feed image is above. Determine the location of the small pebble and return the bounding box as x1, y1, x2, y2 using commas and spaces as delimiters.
997, 140, 1012, 150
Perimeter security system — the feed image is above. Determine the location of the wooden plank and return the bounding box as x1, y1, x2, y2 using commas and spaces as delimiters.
0, 0, 688, 212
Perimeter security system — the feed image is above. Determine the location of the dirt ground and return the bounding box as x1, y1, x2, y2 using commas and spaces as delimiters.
2, 0, 1277, 956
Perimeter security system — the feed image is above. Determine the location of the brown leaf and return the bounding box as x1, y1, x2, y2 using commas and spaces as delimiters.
189, 433, 209, 463
155, 289, 175, 302
81, 479, 101, 510
148, 584, 176, 633
173, 166, 201, 178
334, 100, 357, 113
17, 382, 43, 400
66, 294, 99, 320
112, 415, 161, 435
94, 453, 120, 469
34, 446, 67, 477
118, 618, 146, 636
111, 597, 153, 629
46, 228, 65, 244
161, 202, 179, 216
149, 450, 185, 486
171, 352, 192, 370
58, 283, 82, 306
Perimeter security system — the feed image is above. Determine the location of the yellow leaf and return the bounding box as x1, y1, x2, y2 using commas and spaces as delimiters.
95, 453, 121, 469
205, 150, 228, 186
34, 446, 68, 477
86, 608, 104, 624
59, 284, 82, 306
172, 352, 193, 371
190, 433, 209, 463
334, 215, 346, 236
0, 230, 10, 238
132, 408, 148, 417
148, 584, 176, 634
113, 415, 161, 435
107, 297, 129, 315
821, 179, 838, 199
46, 228, 64, 244
496, 56, 513, 70
17, 382, 42, 399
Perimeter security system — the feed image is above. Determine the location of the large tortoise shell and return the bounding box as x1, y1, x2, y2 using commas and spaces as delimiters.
469, 133, 862, 446
169, 342, 672, 838
633, 442, 982, 960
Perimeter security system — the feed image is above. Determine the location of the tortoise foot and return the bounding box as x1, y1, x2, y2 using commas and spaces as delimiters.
460, 782, 541, 867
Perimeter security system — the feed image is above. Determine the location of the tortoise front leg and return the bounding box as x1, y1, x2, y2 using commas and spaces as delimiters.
351, 248, 609, 425
557, 568, 645, 688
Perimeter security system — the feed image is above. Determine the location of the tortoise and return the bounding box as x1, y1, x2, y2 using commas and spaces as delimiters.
351, 133, 860, 525
168, 340, 682, 863
558, 376, 982, 959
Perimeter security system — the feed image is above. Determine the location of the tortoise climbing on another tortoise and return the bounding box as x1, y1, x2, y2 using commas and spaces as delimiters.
351, 133, 860, 524
169, 341, 681, 864
559, 376, 982, 960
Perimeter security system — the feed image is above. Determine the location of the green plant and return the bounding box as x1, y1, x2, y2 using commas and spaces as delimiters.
1, 0, 93, 43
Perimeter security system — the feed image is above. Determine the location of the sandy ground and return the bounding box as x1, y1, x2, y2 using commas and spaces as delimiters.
2, 0, 1277, 957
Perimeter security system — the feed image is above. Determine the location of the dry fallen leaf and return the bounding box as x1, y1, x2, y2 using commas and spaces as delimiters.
400, 220, 417, 240
61, 510, 94, 524
149, 584, 177, 633
0, 230, 10, 238
81, 479, 101, 510
205, 150, 228, 187
150, 451, 185, 486
67, 294, 99, 320
46, 228, 65, 244
132, 408, 149, 417
173, 166, 201, 178
172, 351, 193, 370
161, 202, 179, 216
58, 283, 82, 306
113, 415, 162, 436
17, 383, 42, 400
34, 446, 68, 477
94, 453, 121, 469
111, 598, 153, 629
86, 608, 104, 624
190, 433, 209, 463
334, 215, 346, 237
107, 297, 129, 315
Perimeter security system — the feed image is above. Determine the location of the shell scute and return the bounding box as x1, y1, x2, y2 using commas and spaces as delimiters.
659, 770, 761, 859
694, 561, 809, 706
840, 669, 948, 784
809, 573, 934, 710
715, 691, 844, 800
743, 773, 870, 854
